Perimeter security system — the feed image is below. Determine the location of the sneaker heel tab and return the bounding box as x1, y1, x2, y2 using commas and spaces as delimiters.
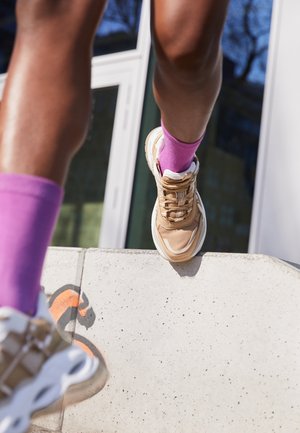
36, 292, 53, 322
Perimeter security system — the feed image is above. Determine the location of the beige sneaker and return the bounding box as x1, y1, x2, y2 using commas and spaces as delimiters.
145, 127, 207, 263
0, 293, 108, 433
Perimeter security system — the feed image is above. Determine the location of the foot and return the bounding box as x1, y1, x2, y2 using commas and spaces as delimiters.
145, 127, 207, 263
0, 292, 108, 433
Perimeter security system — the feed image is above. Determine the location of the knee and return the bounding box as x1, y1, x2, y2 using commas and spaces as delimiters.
16, 0, 105, 42
153, 20, 223, 81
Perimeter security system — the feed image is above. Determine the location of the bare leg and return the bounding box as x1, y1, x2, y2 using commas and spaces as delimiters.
146, 0, 229, 262
0, 0, 107, 185
152, 0, 229, 142
0, 0, 106, 311
0, 3, 109, 425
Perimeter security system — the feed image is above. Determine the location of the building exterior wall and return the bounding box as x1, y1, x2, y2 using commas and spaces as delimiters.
249, 0, 300, 264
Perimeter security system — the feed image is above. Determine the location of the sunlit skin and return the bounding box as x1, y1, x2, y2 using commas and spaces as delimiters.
0, 0, 229, 186
152, 0, 229, 142
0, 0, 108, 184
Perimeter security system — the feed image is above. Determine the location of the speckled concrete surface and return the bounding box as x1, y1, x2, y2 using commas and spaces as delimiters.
29, 249, 300, 433
55, 249, 300, 433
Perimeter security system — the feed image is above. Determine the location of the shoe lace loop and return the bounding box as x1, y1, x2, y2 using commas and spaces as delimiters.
159, 175, 195, 223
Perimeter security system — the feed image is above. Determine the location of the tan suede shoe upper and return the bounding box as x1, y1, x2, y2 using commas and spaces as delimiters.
153, 160, 206, 262
146, 127, 207, 263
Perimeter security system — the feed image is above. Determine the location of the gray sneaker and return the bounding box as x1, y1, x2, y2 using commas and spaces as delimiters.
0, 293, 108, 433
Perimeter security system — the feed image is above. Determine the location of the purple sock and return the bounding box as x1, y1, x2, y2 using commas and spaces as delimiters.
0, 173, 63, 315
159, 121, 204, 174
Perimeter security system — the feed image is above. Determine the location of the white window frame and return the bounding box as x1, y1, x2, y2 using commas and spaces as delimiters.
0, 75, 5, 95
93, 0, 151, 248
249, 0, 300, 265
0, 0, 151, 249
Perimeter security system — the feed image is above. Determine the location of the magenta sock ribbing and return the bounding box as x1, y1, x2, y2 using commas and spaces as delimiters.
159, 121, 204, 174
0, 173, 63, 315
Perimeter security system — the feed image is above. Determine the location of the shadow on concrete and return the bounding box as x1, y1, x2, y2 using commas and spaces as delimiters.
285, 260, 300, 271
170, 253, 203, 277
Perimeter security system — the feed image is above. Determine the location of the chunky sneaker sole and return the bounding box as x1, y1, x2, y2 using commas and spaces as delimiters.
145, 127, 207, 263
0, 293, 108, 433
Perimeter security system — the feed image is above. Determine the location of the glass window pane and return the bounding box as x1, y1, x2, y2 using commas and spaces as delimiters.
93, 0, 143, 56
0, 0, 143, 74
52, 86, 118, 248
127, 0, 274, 253
0, 1, 17, 74
202, 0, 273, 252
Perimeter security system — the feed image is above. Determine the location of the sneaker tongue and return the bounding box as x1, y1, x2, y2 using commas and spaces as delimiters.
163, 161, 196, 180
36, 292, 53, 321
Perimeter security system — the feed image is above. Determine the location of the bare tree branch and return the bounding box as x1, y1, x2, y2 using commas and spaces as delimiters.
103, 0, 141, 34
223, 0, 272, 81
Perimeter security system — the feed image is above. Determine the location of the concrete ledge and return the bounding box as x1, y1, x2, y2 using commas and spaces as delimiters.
32, 249, 300, 433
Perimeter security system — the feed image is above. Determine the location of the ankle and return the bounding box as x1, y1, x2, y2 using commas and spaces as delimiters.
158, 122, 203, 174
